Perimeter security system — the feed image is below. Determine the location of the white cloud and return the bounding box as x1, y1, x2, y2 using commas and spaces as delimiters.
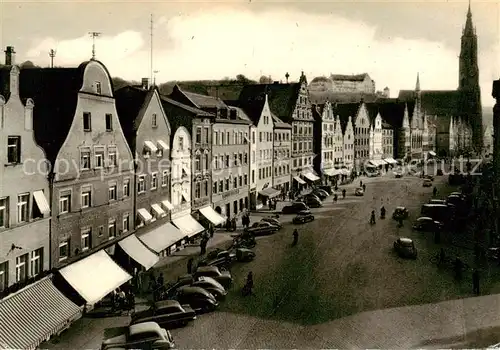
24, 8, 495, 105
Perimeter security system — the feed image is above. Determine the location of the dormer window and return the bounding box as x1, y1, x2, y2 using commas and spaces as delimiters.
95, 81, 102, 94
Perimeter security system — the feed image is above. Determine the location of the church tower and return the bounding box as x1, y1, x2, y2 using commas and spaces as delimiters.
458, 0, 483, 152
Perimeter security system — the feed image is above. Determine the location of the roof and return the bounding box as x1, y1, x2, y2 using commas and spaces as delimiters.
238, 83, 301, 123
236, 91, 266, 124
365, 102, 380, 124
0, 66, 12, 101
332, 103, 361, 134
19, 63, 92, 165
377, 100, 406, 128
330, 73, 369, 82
398, 90, 459, 116
228, 106, 252, 122
182, 89, 228, 109
114, 86, 154, 152
160, 95, 213, 117
310, 76, 332, 83
272, 115, 291, 129
309, 91, 379, 105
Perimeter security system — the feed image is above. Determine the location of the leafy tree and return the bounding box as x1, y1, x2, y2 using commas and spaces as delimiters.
259, 76, 273, 84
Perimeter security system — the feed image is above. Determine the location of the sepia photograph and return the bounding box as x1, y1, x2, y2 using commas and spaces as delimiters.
0, 0, 498, 348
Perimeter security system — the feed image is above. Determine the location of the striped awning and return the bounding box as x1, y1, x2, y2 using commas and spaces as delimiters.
0, 277, 82, 350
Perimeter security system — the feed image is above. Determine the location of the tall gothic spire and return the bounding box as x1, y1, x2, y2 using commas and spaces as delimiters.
464, 0, 474, 36
415, 72, 420, 91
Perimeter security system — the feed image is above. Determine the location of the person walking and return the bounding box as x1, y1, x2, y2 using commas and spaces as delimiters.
359, 180, 363, 187
472, 269, 480, 295
342, 189, 346, 199
200, 236, 207, 255
187, 257, 194, 274
209, 225, 214, 238
292, 229, 299, 246
362, 184, 366, 192
433, 186, 438, 197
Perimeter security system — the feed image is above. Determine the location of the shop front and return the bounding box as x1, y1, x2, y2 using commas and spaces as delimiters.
273, 175, 291, 198
199, 205, 226, 227
212, 188, 249, 219
323, 168, 341, 185
301, 171, 320, 184
292, 175, 306, 194
258, 187, 281, 207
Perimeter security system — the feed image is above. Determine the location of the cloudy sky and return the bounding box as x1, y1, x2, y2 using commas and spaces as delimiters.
0, 0, 498, 106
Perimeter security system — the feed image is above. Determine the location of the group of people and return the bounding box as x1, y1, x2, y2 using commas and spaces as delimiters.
110, 287, 135, 312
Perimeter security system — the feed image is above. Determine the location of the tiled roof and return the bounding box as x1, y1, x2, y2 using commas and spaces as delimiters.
236, 91, 266, 125
398, 89, 459, 116
309, 91, 379, 105
333, 102, 361, 134
183, 89, 228, 109
0, 66, 12, 101
377, 100, 406, 128
330, 73, 369, 82
160, 95, 213, 117
238, 83, 301, 123
114, 86, 154, 152
310, 76, 332, 83
272, 115, 291, 129
365, 102, 380, 124
19, 63, 90, 165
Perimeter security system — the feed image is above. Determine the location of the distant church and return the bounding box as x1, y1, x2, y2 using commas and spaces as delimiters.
399, 1, 483, 156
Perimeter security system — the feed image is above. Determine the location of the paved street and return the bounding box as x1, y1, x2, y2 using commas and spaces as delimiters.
43, 173, 500, 349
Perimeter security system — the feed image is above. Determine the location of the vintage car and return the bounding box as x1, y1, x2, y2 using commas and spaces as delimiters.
193, 266, 233, 289
317, 185, 333, 194
429, 199, 447, 205
393, 238, 418, 259
292, 210, 315, 224
172, 286, 219, 313
354, 187, 364, 196
130, 300, 196, 329
303, 196, 322, 208
245, 221, 280, 236
423, 179, 433, 187
312, 189, 329, 200
101, 322, 174, 350
423, 174, 434, 181
198, 248, 256, 269
260, 217, 282, 228
394, 171, 403, 178
392, 207, 409, 220
282, 202, 310, 214
412, 216, 444, 232
173, 275, 227, 301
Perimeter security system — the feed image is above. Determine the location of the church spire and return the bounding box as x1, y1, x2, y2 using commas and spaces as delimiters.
415, 72, 420, 91
464, 0, 474, 36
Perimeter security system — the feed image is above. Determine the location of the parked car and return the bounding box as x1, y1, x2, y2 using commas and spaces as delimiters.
193, 266, 233, 289
421, 203, 454, 224
429, 199, 447, 205
447, 195, 465, 206
245, 221, 280, 236
130, 300, 196, 329
412, 216, 444, 232
260, 217, 282, 228
292, 211, 315, 224
312, 189, 329, 200
172, 286, 218, 313
393, 238, 418, 259
303, 196, 322, 208
423, 179, 433, 187
450, 192, 466, 199
317, 185, 333, 194
199, 248, 255, 266
354, 187, 364, 196
101, 322, 175, 350
304, 193, 322, 202
394, 171, 403, 178
392, 207, 409, 220
282, 202, 310, 214
191, 277, 227, 301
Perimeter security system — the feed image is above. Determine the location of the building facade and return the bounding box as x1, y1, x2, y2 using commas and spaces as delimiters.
0, 57, 51, 292
21, 60, 135, 268
371, 112, 383, 160
352, 103, 371, 172
330, 73, 375, 94
334, 115, 344, 167
382, 122, 394, 159
312, 101, 336, 183
342, 116, 355, 170
273, 116, 292, 194
170, 126, 192, 221
249, 124, 257, 208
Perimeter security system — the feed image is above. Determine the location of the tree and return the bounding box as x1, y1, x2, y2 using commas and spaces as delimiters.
20, 60, 38, 68
259, 76, 273, 84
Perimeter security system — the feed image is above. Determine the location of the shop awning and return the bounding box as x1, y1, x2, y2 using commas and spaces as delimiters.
429, 151, 437, 156
340, 168, 351, 175
151, 203, 166, 218
258, 187, 281, 198
369, 159, 387, 167
157, 140, 169, 151
144, 140, 158, 153
138, 208, 153, 224
323, 168, 341, 176
138, 222, 185, 254
33, 190, 50, 215
199, 206, 226, 225
172, 215, 205, 238
161, 199, 174, 211
302, 172, 320, 182
59, 250, 132, 305
293, 176, 306, 184
383, 157, 398, 165
0, 277, 81, 350
118, 235, 159, 270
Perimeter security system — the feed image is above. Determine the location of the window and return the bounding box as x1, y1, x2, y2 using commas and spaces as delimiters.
239, 175, 243, 187
123, 179, 130, 197
15, 254, 28, 283
83, 112, 91, 131
152, 113, 157, 127
151, 172, 158, 190
95, 81, 102, 94
244, 153, 248, 164
204, 154, 209, 170
105, 113, 113, 131
162, 170, 168, 187
219, 180, 223, 192
204, 128, 209, 143
59, 240, 69, 261
59, 191, 71, 214
81, 186, 91, 208
225, 155, 229, 167
252, 131, 255, 144
204, 180, 208, 196
244, 174, 248, 185
94, 147, 104, 168
123, 214, 130, 232
137, 175, 146, 193
251, 170, 255, 183
195, 182, 201, 198
195, 156, 201, 172
196, 127, 202, 143
0, 197, 8, 228
108, 147, 117, 167
213, 131, 218, 145
80, 148, 91, 169
178, 136, 184, 150
108, 219, 117, 239
0, 262, 7, 292
108, 184, 117, 200
233, 177, 237, 188
7, 136, 21, 163
225, 179, 229, 191
17, 193, 29, 223
221, 132, 225, 145
81, 228, 91, 251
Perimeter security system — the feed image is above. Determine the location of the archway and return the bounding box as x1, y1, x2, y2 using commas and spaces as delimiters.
215, 206, 222, 214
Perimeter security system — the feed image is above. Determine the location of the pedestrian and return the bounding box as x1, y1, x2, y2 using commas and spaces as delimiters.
127, 290, 135, 313
362, 184, 366, 192
187, 257, 194, 274
209, 225, 214, 238
157, 273, 164, 288
360, 180, 363, 187
292, 229, 299, 246
231, 217, 237, 231
433, 186, 438, 197
342, 189, 346, 199
226, 217, 231, 231
472, 269, 480, 295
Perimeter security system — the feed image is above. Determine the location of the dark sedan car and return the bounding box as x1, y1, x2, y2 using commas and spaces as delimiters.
193, 266, 233, 289
292, 211, 314, 224
260, 217, 282, 228
312, 189, 329, 200
173, 286, 218, 313
412, 216, 444, 232
393, 238, 418, 259
245, 221, 280, 236
282, 202, 310, 214
191, 277, 227, 301
130, 300, 196, 329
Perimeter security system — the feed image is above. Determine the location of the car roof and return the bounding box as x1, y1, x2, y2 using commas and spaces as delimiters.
423, 203, 447, 207
178, 286, 211, 296
399, 237, 413, 243
196, 266, 219, 273
417, 216, 433, 221
129, 322, 161, 336
155, 300, 181, 309
395, 206, 406, 210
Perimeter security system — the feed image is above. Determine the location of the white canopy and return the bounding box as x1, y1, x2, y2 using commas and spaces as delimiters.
302, 172, 320, 182
172, 215, 205, 238
199, 206, 226, 225
118, 234, 159, 270
139, 222, 185, 254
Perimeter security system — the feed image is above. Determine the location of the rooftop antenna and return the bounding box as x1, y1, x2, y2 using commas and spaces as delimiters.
88, 32, 101, 60
150, 14, 154, 85
49, 49, 56, 68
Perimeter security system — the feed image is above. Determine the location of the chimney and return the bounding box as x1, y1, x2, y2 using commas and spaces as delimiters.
141, 78, 150, 90
5, 46, 15, 66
